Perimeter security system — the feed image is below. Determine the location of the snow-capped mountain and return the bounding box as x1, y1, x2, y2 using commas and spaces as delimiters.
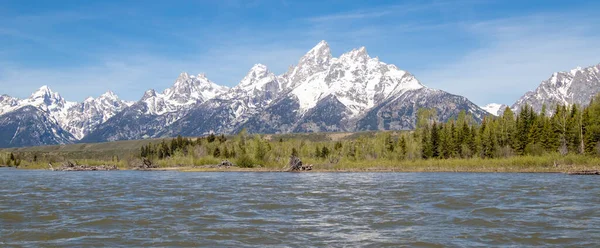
141, 72, 228, 116
482, 103, 507, 116
2, 40, 491, 147
64, 91, 133, 139
512, 63, 600, 114
81, 73, 229, 142
169, 41, 487, 135
0, 106, 75, 148
0, 95, 19, 115
0, 86, 132, 146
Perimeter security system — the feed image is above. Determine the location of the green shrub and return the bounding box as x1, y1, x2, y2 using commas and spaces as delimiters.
236, 154, 254, 168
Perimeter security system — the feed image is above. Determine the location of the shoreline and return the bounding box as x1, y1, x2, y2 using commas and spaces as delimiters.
6, 165, 597, 174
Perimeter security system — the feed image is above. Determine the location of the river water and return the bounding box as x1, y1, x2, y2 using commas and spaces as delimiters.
1, 168, 599, 247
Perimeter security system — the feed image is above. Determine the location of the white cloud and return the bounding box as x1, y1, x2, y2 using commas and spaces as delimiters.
417, 14, 600, 106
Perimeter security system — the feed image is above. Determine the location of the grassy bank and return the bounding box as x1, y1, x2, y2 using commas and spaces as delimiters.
178, 154, 600, 173
11, 154, 600, 173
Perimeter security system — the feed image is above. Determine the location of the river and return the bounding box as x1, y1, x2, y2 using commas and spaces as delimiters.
1, 168, 599, 247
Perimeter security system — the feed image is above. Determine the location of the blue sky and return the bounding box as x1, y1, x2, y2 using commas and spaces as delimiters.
1, 0, 599, 106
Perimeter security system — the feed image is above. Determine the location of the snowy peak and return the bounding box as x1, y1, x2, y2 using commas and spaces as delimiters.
137, 72, 229, 116
482, 103, 507, 116
288, 43, 426, 117
142, 89, 157, 101
237, 64, 276, 90
0, 95, 19, 115
304, 40, 332, 61
166, 72, 228, 103
65, 90, 132, 139
339, 46, 370, 63
29, 85, 64, 104
31, 85, 53, 97
284, 40, 333, 88
512, 62, 600, 114
99, 90, 119, 101
176, 72, 191, 81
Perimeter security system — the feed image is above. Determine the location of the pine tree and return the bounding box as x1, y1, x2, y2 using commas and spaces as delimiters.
315, 146, 322, 158
399, 135, 407, 159
421, 125, 432, 159
431, 122, 440, 158
321, 147, 330, 158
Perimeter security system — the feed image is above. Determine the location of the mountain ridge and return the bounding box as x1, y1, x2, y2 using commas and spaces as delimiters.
3, 41, 495, 147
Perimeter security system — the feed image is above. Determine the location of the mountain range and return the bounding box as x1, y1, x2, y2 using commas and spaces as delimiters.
483, 63, 600, 116
1, 41, 598, 148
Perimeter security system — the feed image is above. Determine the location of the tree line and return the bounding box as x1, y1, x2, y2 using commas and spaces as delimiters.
419, 94, 600, 159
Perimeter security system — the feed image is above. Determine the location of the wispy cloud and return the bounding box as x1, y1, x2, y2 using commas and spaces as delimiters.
417, 12, 600, 106
307, 10, 393, 22
305, 0, 480, 23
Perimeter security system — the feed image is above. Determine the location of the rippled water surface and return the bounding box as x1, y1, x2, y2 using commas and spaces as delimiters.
1, 168, 599, 247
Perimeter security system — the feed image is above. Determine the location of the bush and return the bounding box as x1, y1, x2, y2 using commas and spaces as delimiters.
193, 156, 220, 166
236, 154, 254, 168
525, 143, 544, 156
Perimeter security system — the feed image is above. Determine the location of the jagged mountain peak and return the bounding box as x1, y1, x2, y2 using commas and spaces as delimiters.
302, 40, 332, 63
100, 90, 118, 100
339, 46, 370, 63
237, 64, 275, 88
177, 72, 190, 81
512, 62, 600, 114
307, 40, 331, 57
30, 85, 61, 100
35, 85, 52, 94
249, 63, 269, 73
283, 41, 333, 88
166, 72, 228, 103
141, 89, 157, 100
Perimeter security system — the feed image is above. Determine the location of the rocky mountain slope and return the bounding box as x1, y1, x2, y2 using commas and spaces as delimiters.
0, 86, 131, 147
512, 63, 600, 114
0, 106, 75, 148
80, 73, 228, 142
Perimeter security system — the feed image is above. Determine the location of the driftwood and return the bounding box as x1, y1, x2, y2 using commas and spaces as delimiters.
134, 158, 158, 170
219, 160, 235, 167
285, 156, 313, 171
567, 170, 600, 175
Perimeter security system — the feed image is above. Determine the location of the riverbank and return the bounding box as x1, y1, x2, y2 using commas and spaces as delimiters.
176, 163, 600, 173
8, 153, 600, 173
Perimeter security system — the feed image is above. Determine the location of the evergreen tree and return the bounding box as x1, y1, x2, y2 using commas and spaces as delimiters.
399, 135, 407, 158
430, 122, 440, 158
